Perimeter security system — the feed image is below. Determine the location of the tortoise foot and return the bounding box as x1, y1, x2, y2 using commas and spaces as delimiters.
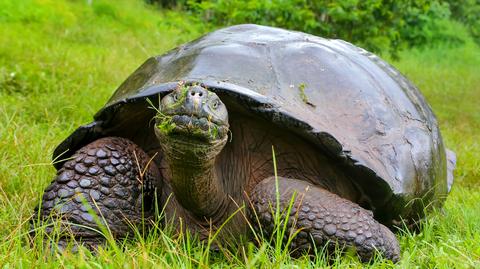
33, 137, 161, 248
249, 176, 400, 262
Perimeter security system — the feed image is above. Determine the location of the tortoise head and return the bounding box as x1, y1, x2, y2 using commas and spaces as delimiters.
154, 85, 229, 161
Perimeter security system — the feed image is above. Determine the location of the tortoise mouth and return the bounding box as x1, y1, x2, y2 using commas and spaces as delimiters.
155, 113, 229, 143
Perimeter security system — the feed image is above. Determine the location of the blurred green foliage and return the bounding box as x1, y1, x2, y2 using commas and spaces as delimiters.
445, 0, 480, 43
148, 0, 477, 57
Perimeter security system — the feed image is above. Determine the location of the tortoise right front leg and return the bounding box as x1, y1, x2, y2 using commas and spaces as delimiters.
34, 137, 161, 249
248, 176, 400, 262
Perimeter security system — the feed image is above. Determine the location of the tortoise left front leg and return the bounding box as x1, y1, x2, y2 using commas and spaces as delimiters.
33, 137, 161, 249
248, 176, 400, 262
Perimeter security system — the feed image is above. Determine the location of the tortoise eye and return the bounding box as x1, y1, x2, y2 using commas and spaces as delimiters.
212, 100, 219, 109
172, 93, 178, 101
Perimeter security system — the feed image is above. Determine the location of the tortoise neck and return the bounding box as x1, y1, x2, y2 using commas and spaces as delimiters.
163, 138, 230, 220
169, 158, 229, 219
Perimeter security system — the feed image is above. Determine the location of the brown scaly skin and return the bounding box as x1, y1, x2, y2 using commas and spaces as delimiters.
249, 177, 400, 262
35, 85, 400, 262
35, 137, 161, 249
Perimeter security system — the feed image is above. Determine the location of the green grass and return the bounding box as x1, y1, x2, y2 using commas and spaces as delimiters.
1, 0, 479, 267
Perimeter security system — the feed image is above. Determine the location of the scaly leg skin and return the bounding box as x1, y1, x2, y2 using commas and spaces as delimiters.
249, 176, 400, 262
34, 137, 161, 250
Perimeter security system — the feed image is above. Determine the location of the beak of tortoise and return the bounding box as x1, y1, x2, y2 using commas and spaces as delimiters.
154, 85, 230, 142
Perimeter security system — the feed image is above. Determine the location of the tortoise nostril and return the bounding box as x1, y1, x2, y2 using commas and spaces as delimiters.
191, 92, 201, 97
189, 88, 206, 98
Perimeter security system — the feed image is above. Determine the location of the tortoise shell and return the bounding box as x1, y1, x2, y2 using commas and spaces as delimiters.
53, 24, 454, 224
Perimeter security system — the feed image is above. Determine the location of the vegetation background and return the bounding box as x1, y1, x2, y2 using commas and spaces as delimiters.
0, 0, 479, 267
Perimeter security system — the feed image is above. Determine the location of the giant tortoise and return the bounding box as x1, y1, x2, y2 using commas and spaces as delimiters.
35, 24, 455, 262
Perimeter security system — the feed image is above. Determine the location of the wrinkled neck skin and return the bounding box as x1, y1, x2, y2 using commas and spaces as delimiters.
158, 132, 230, 223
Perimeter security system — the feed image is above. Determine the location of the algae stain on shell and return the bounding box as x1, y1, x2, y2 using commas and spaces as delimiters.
297, 83, 316, 108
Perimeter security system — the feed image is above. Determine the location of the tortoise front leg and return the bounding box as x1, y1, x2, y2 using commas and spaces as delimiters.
248, 176, 400, 262
33, 137, 161, 249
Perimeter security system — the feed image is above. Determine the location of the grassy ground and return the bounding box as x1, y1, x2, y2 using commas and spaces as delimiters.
1, 0, 479, 268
